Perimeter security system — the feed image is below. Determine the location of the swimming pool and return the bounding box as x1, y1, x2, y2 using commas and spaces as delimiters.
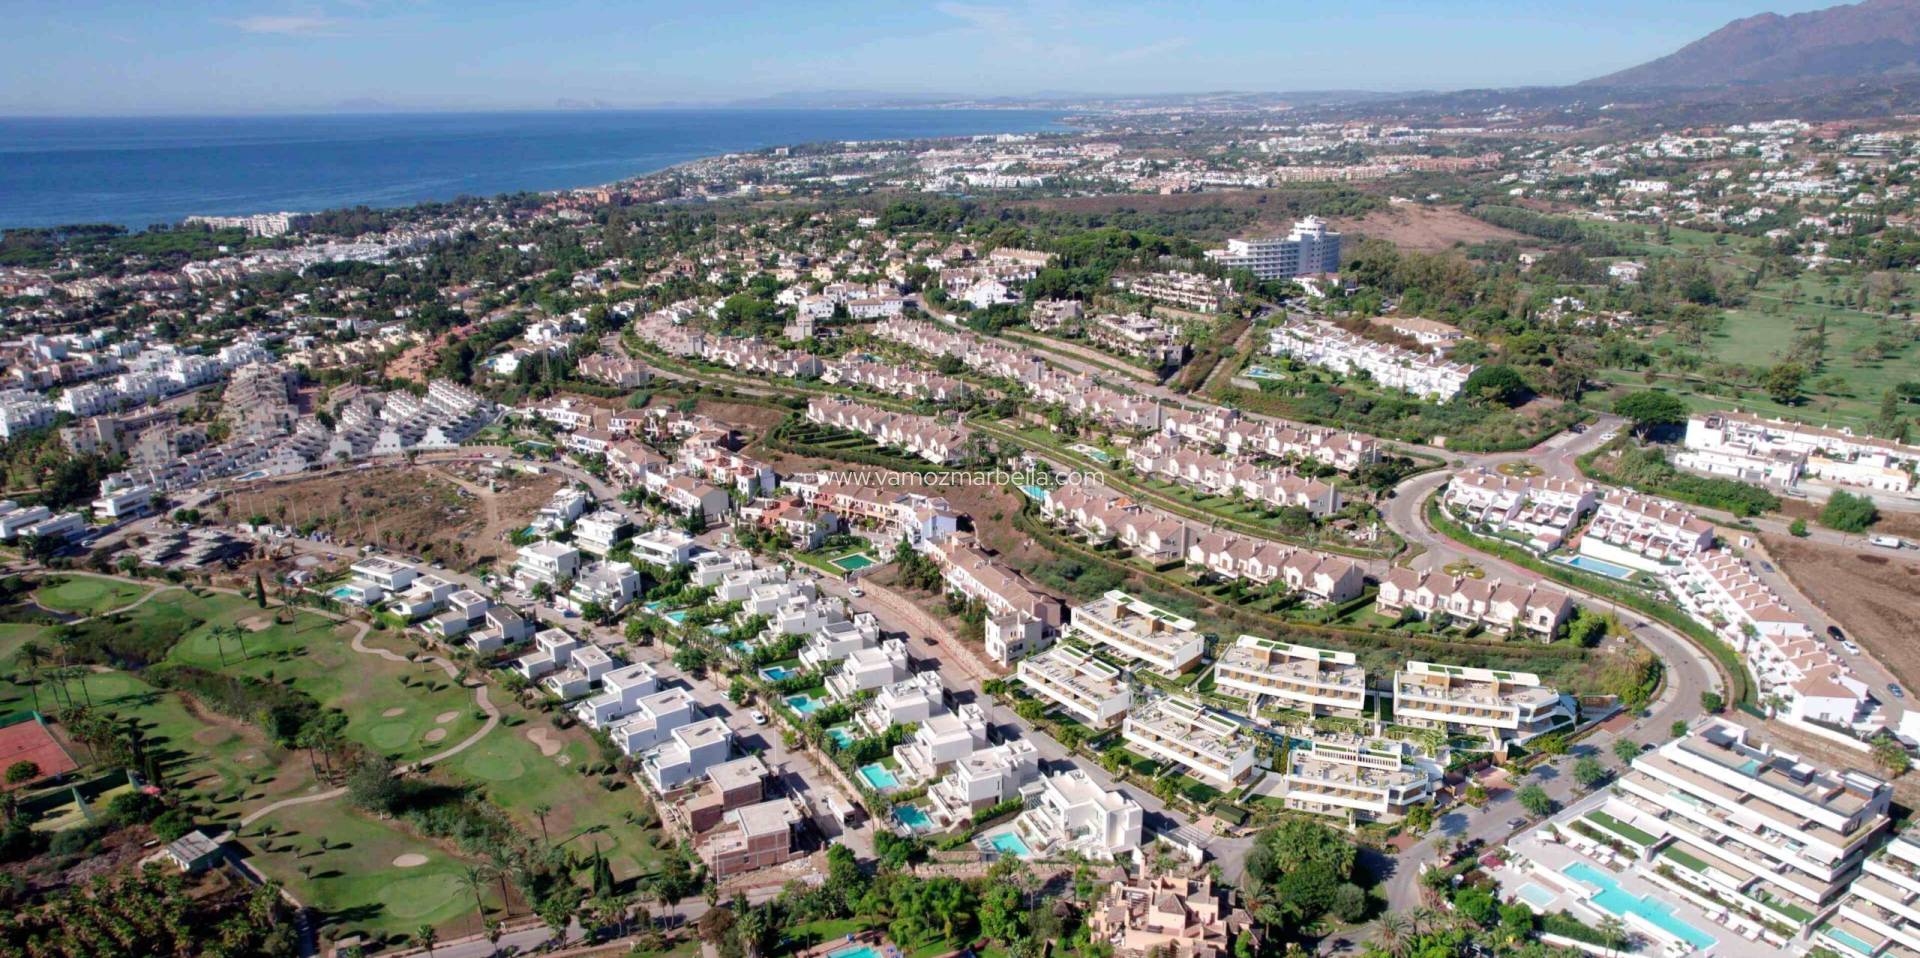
892, 805, 931, 831
1554, 553, 1637, 580
1820, 923, 1877, 957
785, 694, 821, 715
1565, 862, 1715, 950
858, 763, 900, 790
1244, 365, 1286, 380
235, 470, 269, 481
830, 946, 879, 958
1516, 883, 1557, 909
826, 726, 856, 748
761, 666, 797, 681
662, 610, 689, 624
1019, 485, 1048, 502
831, 553, 877, 572
1067, 443, 1111, 463
331, 586, 360, 601
985, 832, 1033, 858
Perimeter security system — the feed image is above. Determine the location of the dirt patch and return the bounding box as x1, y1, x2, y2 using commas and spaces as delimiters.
1328, 204, 1535, 253
525, 726, 563, 757
434, 711, 458, 725
191, 727, 233, 747
1778, 498, 1920, 542
381, 707, 407, 718
422, 728, 447, 744
237, 615, 273, 632
392, 853, 429, 868
1763, 534, 1920, 685
691, 398, 790, 438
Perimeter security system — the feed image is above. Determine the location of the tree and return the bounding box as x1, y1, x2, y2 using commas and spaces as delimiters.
1821, 490, 1879, 533
1766, 362, 1807, 405
415, 924, 438, 957
1460, 365, 1531, 407
1789, 517, 1810, 537
1699, 691, 1724, 713
1516, 784, 1553, 817
1613, 391, 1687, 437
1403, 801, 1435, 835
1611, 739, 1642, 764
1573, 757, 1609, 790
254, 571, 268, 609
4, 761, 39, 785
1873, 737, 1912, 777
1671, 720, 1690, 738
532, 801, 552, 844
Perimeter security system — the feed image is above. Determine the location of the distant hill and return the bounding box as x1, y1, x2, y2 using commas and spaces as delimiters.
1585, 0, 1920, 88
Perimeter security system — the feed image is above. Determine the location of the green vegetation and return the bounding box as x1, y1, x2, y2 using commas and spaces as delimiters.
1821, 490, 1880, 533
30, 575, 151, 617
1579, 441, 1779, 517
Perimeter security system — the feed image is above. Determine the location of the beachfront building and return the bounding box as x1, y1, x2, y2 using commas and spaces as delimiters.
1016, 644, 1132, 728
1067, 590, 1204, 676
1212, 637, 1367, 718
1121, 696, 1255, 790
1391, 661, 1575, 749
1609, 720, 1892, 926
1011, 769, 1144, 860
1278, 731, 1440, 825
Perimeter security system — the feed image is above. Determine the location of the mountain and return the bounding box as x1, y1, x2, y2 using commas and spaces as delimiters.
1585, 0, 1920, 88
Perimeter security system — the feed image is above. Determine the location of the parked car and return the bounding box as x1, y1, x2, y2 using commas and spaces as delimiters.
1870, 534, 1906, 550
1891, 684, 1906, 699
750, 710, 768, 725
1828, 625, 1847, 642
1843, 641, 1862, 655
1759, 561, 1775, 573
848, 586, 865, 598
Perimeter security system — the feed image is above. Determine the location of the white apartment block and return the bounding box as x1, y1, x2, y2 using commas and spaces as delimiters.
1611, 720, 1891, 921
1203, 217, 1342, 279
1011, 769, 1143, 860
1681, 411, 1919, 494
514, 540, 581, 589
1114, 272, 1232, 314
1443, 468, 1598, 551
1268, 318, 1473, 401
1391, 661, 1575, 747
1213, 637, 1367, 717
1067, 590, 1204, 676
894, 703, 991, 786
1279, 731, 1439, 825
1583, 490, 1715, 567
643, 717, 734, 792
927, 739, 1041, 827
1122, 696, 1255, 790
1016, 644, 1133, 728
1816, 832, 1920, 958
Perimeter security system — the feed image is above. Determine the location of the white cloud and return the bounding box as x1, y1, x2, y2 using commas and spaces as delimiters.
224, 15, 347, 36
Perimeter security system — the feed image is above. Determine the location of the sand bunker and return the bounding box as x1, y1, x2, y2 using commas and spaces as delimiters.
237, 615, 273, 632
381, 707, 407, 718
392, 854, 429, 868
434, 711, 458, 724
423, 728, 447, 744
525, 726, 563, 757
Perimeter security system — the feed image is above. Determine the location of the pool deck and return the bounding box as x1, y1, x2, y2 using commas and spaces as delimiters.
1495, 792, 1795, 958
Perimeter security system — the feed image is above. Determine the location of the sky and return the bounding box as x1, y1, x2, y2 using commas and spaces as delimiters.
0, 0, 1849, 116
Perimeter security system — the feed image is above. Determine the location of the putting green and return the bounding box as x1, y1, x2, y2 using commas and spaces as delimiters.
33, 576, 150, 616
365, 721, 416, 752
461, 749, 526, 782
377, 872, 464, 919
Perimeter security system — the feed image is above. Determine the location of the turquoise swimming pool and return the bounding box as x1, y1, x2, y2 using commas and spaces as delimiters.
785, 694, 821, 715
892, 805, 931, 830
1067, 443, 1110, 463
1565, 862, 1715, 949
1554, 553, 1637, 580
331, 586, 358, 600
663, 610, 689, 624
830, 946, 879, 958
826, 726, 856, 748
761, 666, 797, 681
1820, 923, 1877, 957
1019, 485, 1048, 501
1516, 883, 1556, 909
985, 832, 1033, 858
858, 763, 899, 790
830, 552, 877, 572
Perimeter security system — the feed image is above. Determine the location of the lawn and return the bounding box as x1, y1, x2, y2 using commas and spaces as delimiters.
32, 574, 152, 616
244, 798, 487, 944
434, 699, 668, 882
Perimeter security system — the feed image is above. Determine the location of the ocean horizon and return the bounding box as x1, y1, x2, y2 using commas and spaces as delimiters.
0, 108, 1070, 231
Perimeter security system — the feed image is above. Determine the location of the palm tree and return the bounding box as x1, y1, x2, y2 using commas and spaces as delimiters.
415, 924, 437, 957
1597, 915, 1627, 957
459, 865, 493, 931
17, 641, 45, 712
532, 801, 552, 844
1375, 912, 1408, 957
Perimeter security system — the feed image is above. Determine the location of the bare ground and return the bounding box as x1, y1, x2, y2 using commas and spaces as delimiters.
1327, 204, 1535, 253
1762, 534, 1920, 687
1777, 498, 1920, 542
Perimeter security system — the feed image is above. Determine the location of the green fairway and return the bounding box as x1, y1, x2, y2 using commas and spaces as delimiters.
32, 574, 152, 616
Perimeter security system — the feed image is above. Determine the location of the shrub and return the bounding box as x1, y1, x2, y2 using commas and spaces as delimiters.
1821, 490, 1879, 533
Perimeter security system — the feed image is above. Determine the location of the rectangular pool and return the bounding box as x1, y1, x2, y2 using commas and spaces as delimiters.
892, 805, 931, 831
985, 832, 1033, 858
1516, 883, 1557, 909
1564, 862, 1715, 950
785, 694, 821, 715
1554, 553, 1637, 580
761, 666, 797, 682
830, 946, 879, 958
826, 726, 856, 749
858, 763, 900, 790
831, 553, 877, 572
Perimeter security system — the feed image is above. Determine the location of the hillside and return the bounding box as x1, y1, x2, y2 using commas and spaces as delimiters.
1585, 0, 1920, 88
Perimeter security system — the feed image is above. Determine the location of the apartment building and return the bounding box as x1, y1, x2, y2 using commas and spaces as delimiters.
643, 716, 734, 791
1391, 661, 1575, 748
804, 396, 973, 466
1125, 437, 1342, 517
698, 797, 807, 880
1279, 731, 1439, 825
1375, 568, 1575, 638
1609, 720, 1891, 922
1268, 318, 1473, 401
1203, 217, 1342, 279
1681, 411, 1920, 494
1443, 468, 1598, 551
1011, 769, 1143, 860
1816, 831, 1920, 958
1067, 590, 1205, 676
1160, 406, 1379, 473
926, 535, 1064, 665
1087, 312, 1188, 367
1114, 272, 1232, 314
1087, 873, 1257, 958
513, 540, 581, 589
893, 703, 991, 786
1582, 490, 1715, 567
1122, 696, 1255, 789
1016, 644, 1133, 728
1213, 637, 1367, 717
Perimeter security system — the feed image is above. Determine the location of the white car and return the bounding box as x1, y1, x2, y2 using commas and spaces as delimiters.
750, 710, 768, 725
1843, 641, 1862, 655
848, 586, 865, 598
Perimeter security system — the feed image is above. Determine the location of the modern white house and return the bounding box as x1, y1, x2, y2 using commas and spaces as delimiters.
572, 509, 631, 557
514, 628, 583, 680
541, 644, 614, 699
608, 688, 702, 755
568, 561, 641, 613
643, 717, 734, 791
514, 540, 581, 589
926, 739, 1041, 828
893, 703, 991, 785
856, 672, 948, 737
630, 527, 698, 568
824, 641, 911, 701
573, 662, 662, 728
1011, 769, 1143, 860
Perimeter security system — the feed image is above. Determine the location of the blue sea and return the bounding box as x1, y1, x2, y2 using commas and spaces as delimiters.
0, 109, 1069, 230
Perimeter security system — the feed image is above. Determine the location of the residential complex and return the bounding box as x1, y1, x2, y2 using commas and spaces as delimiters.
1121, 696, 1255, 790
1278, 732, 1439, 825
1268, 318, 1474, 401
1203, 217, 1343, 279
1212, 637, 1367, 717
1087, 873, 1258, 958
1066, 590, 1205, 676
1391, 661, 1575, 748
1015, 644, 1133, 728
1680, 411, 1920, 494
1443, 468, 1598, 552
